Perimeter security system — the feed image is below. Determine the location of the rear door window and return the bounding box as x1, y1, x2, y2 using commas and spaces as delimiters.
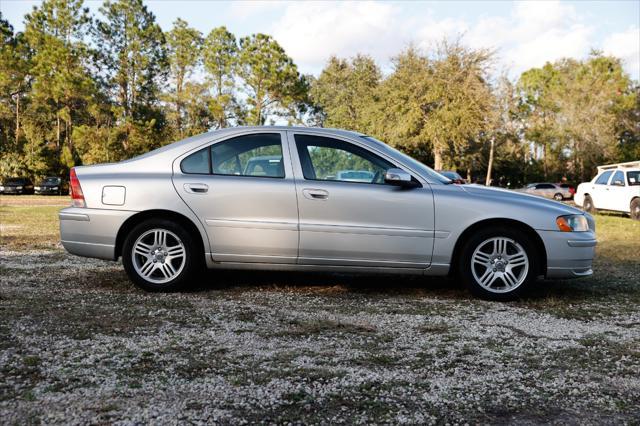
609, 171, 625, 186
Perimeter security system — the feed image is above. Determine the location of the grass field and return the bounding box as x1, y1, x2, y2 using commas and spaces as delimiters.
1, 197, 639, 424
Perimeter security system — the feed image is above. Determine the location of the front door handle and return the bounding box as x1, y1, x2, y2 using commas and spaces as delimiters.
302, 188, 329, 200
184, 183, 209, 194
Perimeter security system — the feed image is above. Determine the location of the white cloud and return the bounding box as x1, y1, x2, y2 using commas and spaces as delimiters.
602, 26, 640, 81
271, 1, 409, 73
268, 0, 637, 80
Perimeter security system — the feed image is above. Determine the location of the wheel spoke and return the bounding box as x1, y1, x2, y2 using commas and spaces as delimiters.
154, 230, 167, 247
167, 244, 185, 258
508, 253, 527, 267
473, 251, 491, 265
503, 270, 518, 287
161, 262, 177, 278
139, 260, 156, 277
134, 242, 152, 258
478, 268, 495, 286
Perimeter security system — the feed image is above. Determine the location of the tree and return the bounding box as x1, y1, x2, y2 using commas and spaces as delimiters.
0, 15, 30, 150
20, 0, 96, 175
94, 0, 168, 155
236, 33, 306, 125
310, 55, 381, 133
165, 18, 203, 139
519, 53, 636, 181
203, 26, 238, 129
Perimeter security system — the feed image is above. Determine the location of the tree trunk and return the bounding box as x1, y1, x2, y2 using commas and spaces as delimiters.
485, 137, 495, 186
15, 94, 20, 142
433, 146, 443, 170
57, 115, 61, 150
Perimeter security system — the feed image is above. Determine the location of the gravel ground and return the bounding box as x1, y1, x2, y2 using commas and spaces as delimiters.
1, 210, 639, 424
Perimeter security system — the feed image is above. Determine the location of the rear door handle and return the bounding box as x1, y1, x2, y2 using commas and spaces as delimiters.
184, 183, 208, 194
302, 188, 329, 200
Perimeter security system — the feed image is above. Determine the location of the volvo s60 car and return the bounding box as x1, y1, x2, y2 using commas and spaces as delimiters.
59, 127, 597, 300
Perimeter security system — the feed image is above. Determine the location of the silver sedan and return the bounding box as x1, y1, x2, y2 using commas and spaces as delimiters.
59, 127, 597, 300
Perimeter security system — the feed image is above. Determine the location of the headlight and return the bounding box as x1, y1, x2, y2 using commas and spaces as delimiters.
17, 186, 23, 190
556, 215, 589, 232
0, 186, 4, 190
35, 186, 41, 190
52, 186, 58, 190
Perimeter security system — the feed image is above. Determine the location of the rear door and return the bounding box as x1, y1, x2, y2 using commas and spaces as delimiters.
288, 132, 434, 268
172, 131, 299, 264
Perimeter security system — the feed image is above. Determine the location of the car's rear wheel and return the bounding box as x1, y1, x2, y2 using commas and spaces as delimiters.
583, 195, 596, 214
458, 227, 537, 301
122, 219, 202, 291
631, 198, 640, 221
553, 193, 563, 201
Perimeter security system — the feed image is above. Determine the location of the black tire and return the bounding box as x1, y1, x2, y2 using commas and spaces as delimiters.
631, 198, 640, 221
122, 218, 203, 292
458, 226, 538, 301
553, 193, 563, 201
583, 195, 596, 214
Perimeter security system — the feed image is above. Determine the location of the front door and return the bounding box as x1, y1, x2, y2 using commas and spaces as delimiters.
288, 132, 434, 268
173, 131, 299, 263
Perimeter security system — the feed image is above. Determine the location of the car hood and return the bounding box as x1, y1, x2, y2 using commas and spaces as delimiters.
461, 184, 583, 215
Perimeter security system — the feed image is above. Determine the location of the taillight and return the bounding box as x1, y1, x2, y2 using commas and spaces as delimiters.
69, 168, 86, 207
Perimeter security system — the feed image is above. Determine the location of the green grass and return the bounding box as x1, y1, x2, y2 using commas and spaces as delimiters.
0, 205, 62, 250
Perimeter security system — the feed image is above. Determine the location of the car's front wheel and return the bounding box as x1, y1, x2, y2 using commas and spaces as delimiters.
458, 227, 537, 301
122, 219, 201, 291
553, 193, 563, 201
631, 198, 640, 221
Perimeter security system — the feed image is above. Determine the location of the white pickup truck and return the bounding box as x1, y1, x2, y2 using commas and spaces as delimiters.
575, 161, 640, 220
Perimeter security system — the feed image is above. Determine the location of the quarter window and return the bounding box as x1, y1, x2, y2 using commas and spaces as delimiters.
294, 135, 394, 184
181, 148, 210, 174
595, 171, 613, 185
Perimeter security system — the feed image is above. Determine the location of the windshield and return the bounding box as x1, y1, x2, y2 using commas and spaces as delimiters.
4, 178, 24, 184
360, 136, 451, 184
44, 177, 60, 184
628, 171, 640, 186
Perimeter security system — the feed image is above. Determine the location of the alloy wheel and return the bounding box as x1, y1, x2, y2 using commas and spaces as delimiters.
132, 228, 186, 284
471, 237, 529, 294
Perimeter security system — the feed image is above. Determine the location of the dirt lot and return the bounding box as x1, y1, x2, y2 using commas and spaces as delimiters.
1, 196, 639, 424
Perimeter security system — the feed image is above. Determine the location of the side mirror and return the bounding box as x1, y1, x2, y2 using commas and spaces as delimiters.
385, 168, 419, 188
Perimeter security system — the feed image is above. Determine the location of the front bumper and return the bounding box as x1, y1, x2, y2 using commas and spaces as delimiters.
1, 187, 25, 194
538, 229, 597, 278
59, 207, 135, 260
35, 187, 61, 194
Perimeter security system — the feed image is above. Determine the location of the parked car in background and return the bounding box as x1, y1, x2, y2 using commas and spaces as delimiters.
59, 127, 597, 301
518, 183, 572, 201
0, 177, 34, 195
575, 161, 640, 220
557, 183, 575, 198
35, 176, 69, 195
437, 170, 466, 184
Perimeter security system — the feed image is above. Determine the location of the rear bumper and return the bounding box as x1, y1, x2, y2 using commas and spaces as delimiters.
538, 230, 596, 279
59, 207, 135, 260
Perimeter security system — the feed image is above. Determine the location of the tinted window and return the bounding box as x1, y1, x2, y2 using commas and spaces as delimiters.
610, 171, 625, 186
595, 171, 613, 185
211, 133, 283, 178
535, 184, 555, 189
181, 148, 210, 174
295, 135, 393, 184
628, 171, 640, 186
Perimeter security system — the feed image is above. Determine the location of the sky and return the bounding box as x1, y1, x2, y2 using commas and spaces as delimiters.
2, 0, 639, 80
